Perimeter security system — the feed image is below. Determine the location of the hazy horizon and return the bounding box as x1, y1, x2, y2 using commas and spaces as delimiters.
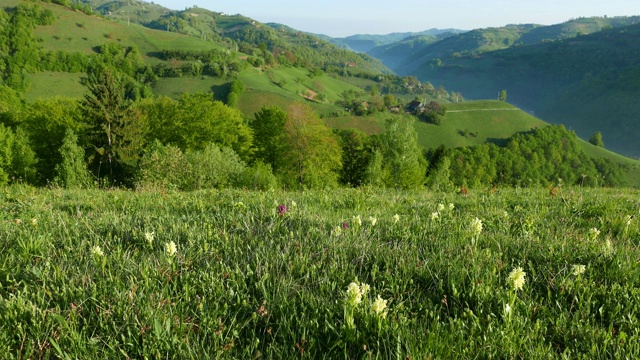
149, 0, 639, 37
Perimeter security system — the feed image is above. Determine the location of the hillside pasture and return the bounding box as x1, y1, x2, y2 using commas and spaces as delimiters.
2, 186, 640, 358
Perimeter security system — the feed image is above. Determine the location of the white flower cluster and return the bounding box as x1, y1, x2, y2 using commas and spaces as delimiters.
572, 264, 586, 276
507, 267, 526, 291
91, 245, 104, 257
471, 217, 483, 236
165, 241, 177, 257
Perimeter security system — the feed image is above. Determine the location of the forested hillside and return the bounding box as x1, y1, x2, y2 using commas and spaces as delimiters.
372, 16, 640, 75
0, 0, 637, 190
408, 23, 640, 157
318, 29, 464, 53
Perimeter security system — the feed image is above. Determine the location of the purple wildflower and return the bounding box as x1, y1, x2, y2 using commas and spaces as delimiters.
277, 204, 287, 216
342, 222, 349, 229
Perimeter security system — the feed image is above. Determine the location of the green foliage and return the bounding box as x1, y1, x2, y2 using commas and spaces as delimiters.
54, 129, 92, 189
9, 128, 37, 184
81, 65, 146, 186
447, 125, 626, 187
143, 93, 253, 160
499, 89, 508, 102
336, 129, 373, 187
238, 161, 278, 190
589, 131, 604, 147
21, 98, 84, 184
0, 123, 14, 185
379, 117, 427, 189
0, 124, 37, 185
136, 140, 187, 191
280, 103, 342, 189
250, 105, 288, 172
183, 143, 246, 190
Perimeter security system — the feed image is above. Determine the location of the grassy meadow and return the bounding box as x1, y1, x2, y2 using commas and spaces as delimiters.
2, 185, 640, 358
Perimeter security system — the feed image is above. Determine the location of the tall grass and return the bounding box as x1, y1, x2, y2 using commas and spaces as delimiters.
1, 185, 640, 358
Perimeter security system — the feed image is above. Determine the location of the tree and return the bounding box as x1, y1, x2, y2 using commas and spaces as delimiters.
81, 65, 147, 186
280, 103, 342, 189
251, 106, 288, 172
498, 89, 508, 102
22, 97, 84, 184
54, 129, 92, 189
383, 94, 397, 108
336, 129, 372, 187
380, 117, 427, 189
589, 131, 604, 147
142, 93, 253, 159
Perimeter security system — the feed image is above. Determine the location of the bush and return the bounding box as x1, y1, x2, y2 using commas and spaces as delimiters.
183, 144, 246, 190
238, 161, 278, 190
136, 140, 187, 191
54, 129, 92, 189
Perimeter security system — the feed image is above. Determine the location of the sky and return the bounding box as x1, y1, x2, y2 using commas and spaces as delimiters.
150, 0, 640, 37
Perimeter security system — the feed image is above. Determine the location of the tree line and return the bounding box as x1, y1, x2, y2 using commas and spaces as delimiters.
0, 62, 627, 190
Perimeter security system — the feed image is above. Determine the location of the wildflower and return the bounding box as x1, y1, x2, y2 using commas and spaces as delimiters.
602, 238, 614, 257
392, 214, 400, 224
360, 283, 370, 296
346, 282, 363, 306
507, 266, 526, 291
504, 303, 512, 318
572, 264, 586, 276
503, 211, 509, 218
290, 200, 297, 208
165, 241, 177, 257
333, 226, 343, 237
144, 231, 155, 245
31, 218, 38, 226
588, 227, 601, 240
369, 216, 377, 226
431, 212, 440, 220
437, 203, 445, 212
91, 245, 104, 257
448, 203, 455, 211
470, 217, 483, 236
353, 215, 362, 227
342, 222, 349, 229
277, 204, 287, 215
371, 295, 388, 319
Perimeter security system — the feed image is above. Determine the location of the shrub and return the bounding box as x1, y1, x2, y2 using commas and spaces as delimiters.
136, 140, 187, 191
183, 144, 246, 190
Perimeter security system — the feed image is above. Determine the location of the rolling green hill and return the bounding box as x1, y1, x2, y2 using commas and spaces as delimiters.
316, 29, 464, 53
84, 1, 391, 74
409, 23, 640, 158
373, 16, 640, 75
2, 0, 639, 186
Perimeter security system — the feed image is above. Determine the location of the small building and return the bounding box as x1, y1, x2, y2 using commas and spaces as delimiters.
407, 100, 424, 113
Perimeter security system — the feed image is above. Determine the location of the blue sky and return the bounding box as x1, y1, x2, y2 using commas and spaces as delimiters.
151, 0, 639, 37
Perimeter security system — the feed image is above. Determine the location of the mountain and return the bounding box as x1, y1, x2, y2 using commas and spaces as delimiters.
318, 29, 465, 53
372, 17, 640, 75
84, 1, 391, 74
407, 23, 640, 157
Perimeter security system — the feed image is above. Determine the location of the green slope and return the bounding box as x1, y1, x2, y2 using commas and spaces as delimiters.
411, 23, 640, 157
373, 17, 640, 75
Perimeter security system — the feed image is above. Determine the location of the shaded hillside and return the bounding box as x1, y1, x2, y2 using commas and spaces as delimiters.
376, 16, 640, 75
87, 1, 391, 74
318, 29, 464, 53
411, 23, 640, 157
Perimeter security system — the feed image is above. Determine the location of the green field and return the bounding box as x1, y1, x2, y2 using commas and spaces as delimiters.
2, 185, 640, 358
24, 72, 87, 101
